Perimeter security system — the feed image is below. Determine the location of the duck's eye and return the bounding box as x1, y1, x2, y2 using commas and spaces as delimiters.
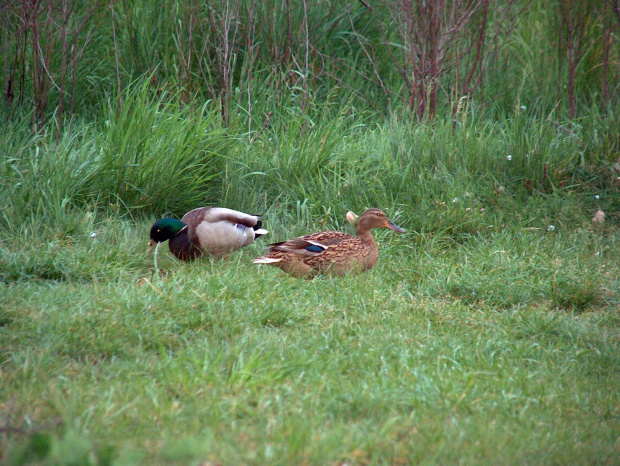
157, 229, 161, 233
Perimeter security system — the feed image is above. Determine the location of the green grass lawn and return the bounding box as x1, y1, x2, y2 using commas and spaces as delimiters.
2, 216, 618, 464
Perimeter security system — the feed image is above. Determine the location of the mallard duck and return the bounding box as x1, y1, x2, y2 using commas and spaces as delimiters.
147, 207, 268, 261
253, 208, 404, 277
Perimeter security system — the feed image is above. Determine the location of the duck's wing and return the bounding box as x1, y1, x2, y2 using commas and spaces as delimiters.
182, 207, 261, 227
305, 231, 352, 246
182, 207, 268, 235
267, 231, 353, 256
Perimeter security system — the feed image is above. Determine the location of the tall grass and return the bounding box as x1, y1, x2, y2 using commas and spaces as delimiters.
95, 79, 228, 215
2, 0, 618, 126
3, 78, 615, 250
0, 79, 228, 243
221, 93, 618, 241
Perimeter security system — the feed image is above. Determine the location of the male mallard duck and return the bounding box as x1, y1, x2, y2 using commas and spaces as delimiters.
253, 208, 404, 277
147, 207, 268, 261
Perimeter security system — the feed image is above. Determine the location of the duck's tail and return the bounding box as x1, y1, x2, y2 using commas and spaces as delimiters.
253, 220, 268, 238
252, 256, 281, 264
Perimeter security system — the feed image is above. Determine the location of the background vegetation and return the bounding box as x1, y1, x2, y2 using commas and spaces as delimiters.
1, 0, 619, 463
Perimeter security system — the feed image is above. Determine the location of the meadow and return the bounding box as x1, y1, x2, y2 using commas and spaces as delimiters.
1, 0, 620, 463
2, 95, 619, 463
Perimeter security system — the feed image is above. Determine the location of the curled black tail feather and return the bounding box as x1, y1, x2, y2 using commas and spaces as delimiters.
253, 220, 267, 239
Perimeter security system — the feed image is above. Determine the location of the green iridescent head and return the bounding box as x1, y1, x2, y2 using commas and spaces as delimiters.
149, 218, 187, 243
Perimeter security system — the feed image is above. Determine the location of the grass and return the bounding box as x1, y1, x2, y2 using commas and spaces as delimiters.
1, 208, 618, 463
1, 84, 619, 462
1, 0, 619, 460
0, 82, 228, 239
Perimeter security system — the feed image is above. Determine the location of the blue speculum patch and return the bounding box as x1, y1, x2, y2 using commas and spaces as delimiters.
305, 244, 325, 253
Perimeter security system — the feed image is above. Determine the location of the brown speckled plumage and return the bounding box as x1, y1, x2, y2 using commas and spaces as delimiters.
253, 208, 405, 277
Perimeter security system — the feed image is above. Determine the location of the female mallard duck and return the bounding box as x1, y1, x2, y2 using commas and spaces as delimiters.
253, 208, 404, 277
147, 207, 268, 261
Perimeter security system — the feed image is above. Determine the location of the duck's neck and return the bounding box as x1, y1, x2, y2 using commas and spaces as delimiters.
355, 227, 377, 246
